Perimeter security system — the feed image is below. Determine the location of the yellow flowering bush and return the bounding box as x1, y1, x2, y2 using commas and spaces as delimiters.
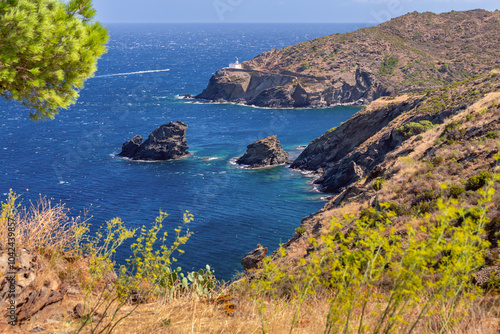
249, 178, 496, 334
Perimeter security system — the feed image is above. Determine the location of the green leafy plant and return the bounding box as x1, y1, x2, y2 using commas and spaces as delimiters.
0, 0, 108, 119
179, 265, 223, 298
250, 178, 496, 334
295, 226, 307, 235
118, 210, 194, 298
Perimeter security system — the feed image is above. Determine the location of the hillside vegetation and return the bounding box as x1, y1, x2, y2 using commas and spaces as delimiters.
246, 9, 500, 94
198, 9, 500, 108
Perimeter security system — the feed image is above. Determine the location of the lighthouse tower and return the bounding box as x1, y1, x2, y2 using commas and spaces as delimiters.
228, 57, 242, 69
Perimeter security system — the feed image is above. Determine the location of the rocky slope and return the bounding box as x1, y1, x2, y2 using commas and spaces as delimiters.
291, 71, 500, 193
197, 9, 500, 108
119, 121, 189, 161
281, 70, 500, 264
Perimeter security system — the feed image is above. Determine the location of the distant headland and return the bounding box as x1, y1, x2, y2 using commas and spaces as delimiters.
196, 9, 500, 108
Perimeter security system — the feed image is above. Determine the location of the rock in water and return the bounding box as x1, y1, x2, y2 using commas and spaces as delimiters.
118, 135, 143, 158
237, 135, 289, 168
119, 121, 189, 161
241, 246, 268, 271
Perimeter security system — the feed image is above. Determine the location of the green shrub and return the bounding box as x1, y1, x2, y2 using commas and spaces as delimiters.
300, 62, 310, 70
448, 184, 465, 198
250, 180, 494, 334
325, 126, 337, 134
379, 56, 399, 75
466, 172, 492, 191
295, 226, 307, 235
396, 120, 435, 137
372, 177, 384, 191
486, 131, 498, 139
415, 200, 437, 214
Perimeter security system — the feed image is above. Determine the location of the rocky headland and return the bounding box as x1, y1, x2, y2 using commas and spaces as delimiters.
237, 135, 289, 168
280, 69, 500, 267
197, 9, 500, 108
119, 121, 189, 161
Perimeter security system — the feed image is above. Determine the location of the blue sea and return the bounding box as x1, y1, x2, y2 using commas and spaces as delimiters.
0, 23, 367, 280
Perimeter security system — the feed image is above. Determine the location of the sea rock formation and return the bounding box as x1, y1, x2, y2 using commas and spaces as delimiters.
237, 135, 289, 168
196, 10, 500, 108
241, 246, 268, 271
119, 135, 143, 158
119, 121, 189, 161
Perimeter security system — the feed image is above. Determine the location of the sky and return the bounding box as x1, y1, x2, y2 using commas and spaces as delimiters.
92, 0, 500, 24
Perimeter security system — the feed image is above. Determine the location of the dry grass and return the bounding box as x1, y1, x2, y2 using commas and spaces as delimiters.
0, 192, 499, 334
14, 292, 496, 334
363, 94, 415, 113
0, 194, 82, 254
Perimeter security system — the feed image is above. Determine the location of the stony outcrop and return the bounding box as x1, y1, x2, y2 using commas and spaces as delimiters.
119, 121, 189, 161
241, 246, 268, 271
0, 249, 63, 326
119, 135, 143, 157
196, 68, 389, 108
196, 10, 500, 108
237, 135, 289, 168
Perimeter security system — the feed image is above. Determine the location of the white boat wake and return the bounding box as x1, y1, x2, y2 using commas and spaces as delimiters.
94, 69, 170, 78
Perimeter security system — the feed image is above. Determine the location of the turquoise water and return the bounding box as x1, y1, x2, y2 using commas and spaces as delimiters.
0, 24, 365, 280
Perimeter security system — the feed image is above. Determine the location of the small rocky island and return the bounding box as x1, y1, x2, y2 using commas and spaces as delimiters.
237, 135, 289, 168
119, 121, 189, 161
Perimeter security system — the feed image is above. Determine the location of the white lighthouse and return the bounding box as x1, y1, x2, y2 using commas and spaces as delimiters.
228, 57, 242, 69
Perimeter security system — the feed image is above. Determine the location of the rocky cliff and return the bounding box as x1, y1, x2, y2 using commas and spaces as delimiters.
281, 70, 500, 262
237, 135, 289, 168
292, 72, 500, 193
119, 121, 189, 161
197, 9, 500, 108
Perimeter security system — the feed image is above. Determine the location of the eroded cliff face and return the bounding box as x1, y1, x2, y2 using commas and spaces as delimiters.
279, 71, 500, 262
196, 67, 388, 108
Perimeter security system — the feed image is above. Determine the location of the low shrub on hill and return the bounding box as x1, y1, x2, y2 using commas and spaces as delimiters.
379, 56, 399, 75
396, 120, 435, 137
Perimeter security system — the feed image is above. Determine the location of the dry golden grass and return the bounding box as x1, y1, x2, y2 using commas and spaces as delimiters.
363, 94, 416, 113
0, 191, 499, 334
16, 291, 496, 334
0, 194, 82, 254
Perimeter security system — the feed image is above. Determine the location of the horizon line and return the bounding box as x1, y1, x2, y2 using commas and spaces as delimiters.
99, 21, 376, 25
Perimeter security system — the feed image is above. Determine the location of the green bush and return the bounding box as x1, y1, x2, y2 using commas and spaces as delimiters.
295, 226, 307, 235
486, 131, 498, 139
448, 184, 465, 198
325, 126, 337, 134
300, 62, 310, 70
466, 172, 492, 191
249, 179, 495, 334
396, 120, 435, 137
379, 56, 399, 75
372, 177, 384, 191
